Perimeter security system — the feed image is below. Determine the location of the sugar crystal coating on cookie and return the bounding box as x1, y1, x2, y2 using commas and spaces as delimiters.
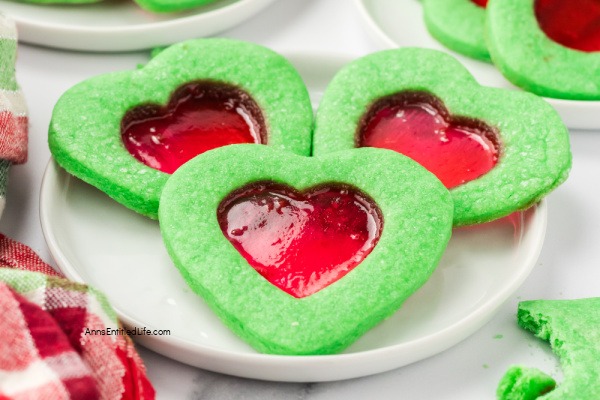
498, 298, 600, 400
423, 0, 490, 61
487, 0, 600, 99
159, 144, 453, 355
313, 47, 571, 226
49, 39, 313, 219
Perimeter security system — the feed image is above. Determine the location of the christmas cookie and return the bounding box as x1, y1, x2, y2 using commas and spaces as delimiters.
49, 39, 313, 219
498, 298, 600, 399
423, 0, 490, 61
159, 144, 453, 355
313, 48, 571, 226
487, 0, 600, 100
134, 0, 218, 13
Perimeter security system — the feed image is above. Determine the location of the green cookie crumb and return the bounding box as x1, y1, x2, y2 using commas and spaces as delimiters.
497, 366, 556, 400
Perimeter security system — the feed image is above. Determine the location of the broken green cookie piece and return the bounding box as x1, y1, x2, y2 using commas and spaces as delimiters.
497, 366, 556, 400
499, 298, 600, 400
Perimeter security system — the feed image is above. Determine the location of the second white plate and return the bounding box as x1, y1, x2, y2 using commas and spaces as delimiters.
40, 53, 547, 382
0, 0, 277, 51
356, 0, 600, 131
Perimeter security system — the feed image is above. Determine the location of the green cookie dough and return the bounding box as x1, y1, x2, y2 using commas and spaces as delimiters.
423, 0, 490, 61
313, 47, 571, 226
486, 0, 600, 100
499, 298, 600, 400
497, 366, 556, 400
49, 39, 313, 219
134, 0, 217, 13
159, 144, 453, 355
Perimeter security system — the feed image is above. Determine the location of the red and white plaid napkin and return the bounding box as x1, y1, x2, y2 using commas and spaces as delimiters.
0, 14, 27, 166
0, 234, 156, 399
0, 13, 27, 218
0, 13, 156, 399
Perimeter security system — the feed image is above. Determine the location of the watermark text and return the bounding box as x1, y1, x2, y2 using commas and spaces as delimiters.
83, 327, 171, 336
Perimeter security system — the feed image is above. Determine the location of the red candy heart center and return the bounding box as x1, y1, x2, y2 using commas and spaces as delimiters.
217, 182, 383, 298
121, 81, 265, 174
471, 0, 488, 8
357, 91, 499, 189
535, 0, 600, 52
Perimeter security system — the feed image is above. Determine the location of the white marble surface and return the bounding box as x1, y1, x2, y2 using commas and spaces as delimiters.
1, 0, 599, 398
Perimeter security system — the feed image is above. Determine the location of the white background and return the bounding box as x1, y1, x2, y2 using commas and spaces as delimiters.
1, 0, 599, 398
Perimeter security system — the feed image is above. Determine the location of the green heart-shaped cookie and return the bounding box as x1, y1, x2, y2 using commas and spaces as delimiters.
133, 0, 217, 13
313, 47, 571, 226
159, 144, 453, 355
486, 0, 600, 99
49, 39, 313, 219
498, 298, 600, 399
423, 0, 490, 61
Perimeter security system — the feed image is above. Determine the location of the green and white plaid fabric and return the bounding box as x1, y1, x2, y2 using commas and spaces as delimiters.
0, 14, 28, 217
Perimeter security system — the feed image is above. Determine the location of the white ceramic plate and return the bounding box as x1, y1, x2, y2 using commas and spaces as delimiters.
355, 0, 600, 131
39, 53, 547, 382
0, 0, 277, 51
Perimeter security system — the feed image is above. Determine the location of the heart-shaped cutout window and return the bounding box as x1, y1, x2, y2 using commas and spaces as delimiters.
357, 91, 500, 189
535, 0, 600, 52
217, 181, 383, 298
121, 80, 266, 174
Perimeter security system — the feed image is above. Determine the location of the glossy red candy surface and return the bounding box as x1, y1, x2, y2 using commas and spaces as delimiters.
218, 182, 383, 298
471, 0, 488, 8
358, 91, 499, 189
535, 0, 600, 52
122, 81, 265, 174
